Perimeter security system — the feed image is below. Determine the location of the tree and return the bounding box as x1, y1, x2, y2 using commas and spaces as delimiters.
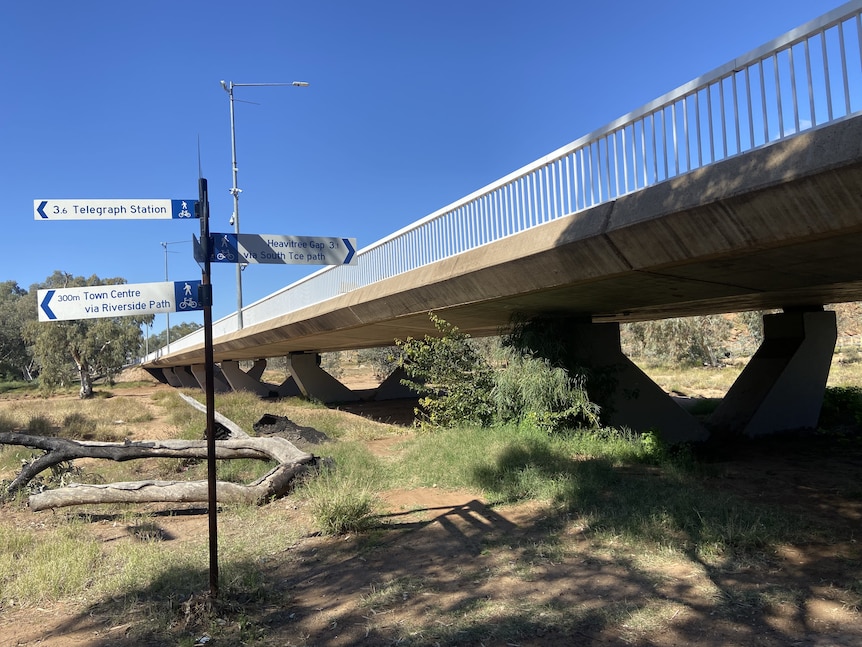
24, 272, 152, 398
0, 281, 36, 380
144, 321, 202, 355
623, 314, 732, 367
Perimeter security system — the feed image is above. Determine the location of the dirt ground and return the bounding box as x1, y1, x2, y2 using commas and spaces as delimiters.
0, 377, 860, 647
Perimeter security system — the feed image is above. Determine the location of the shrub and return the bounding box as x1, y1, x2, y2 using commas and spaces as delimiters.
819, 386, 862, 430
301, 464, 378, 535
26, 415, 54, 436
492, 349, 599, 432
396, 314, 495, 428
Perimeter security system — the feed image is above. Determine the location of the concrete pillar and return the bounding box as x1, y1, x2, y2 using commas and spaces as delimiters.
563, 322, 708, 444
142, 367, 169, 384
708, 309, 836, 438
287, 352, 360, 402
162, 367, 183, 387
220, 359, 301, 398
374, 366, 421, 400
172, 366, 200, 389
190, 364, 232, 393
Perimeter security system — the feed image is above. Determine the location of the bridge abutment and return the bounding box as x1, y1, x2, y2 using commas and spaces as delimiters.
707, 309, 836, 438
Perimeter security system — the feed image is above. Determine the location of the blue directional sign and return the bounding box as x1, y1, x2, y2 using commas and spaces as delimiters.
38, 281, 203, 322
34, 199, 198, 220
209, 232, 357, 265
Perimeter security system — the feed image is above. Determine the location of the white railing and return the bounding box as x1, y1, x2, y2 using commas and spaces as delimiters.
149, 0, 862, 361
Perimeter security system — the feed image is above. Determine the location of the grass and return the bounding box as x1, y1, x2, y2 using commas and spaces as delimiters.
0, 367, 860, 645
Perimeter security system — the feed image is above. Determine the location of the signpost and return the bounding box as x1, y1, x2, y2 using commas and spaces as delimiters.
34, 185, 356, 600
34, 199, 197, 220
37, 280, 203, 322
208, 232, 357, 265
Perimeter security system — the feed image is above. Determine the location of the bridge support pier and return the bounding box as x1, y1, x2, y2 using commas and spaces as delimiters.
375, 366, 419, 400
707, 309, 836, 438
220, 360, 301, 398
287, 352, 361, 402
563, 321, 709, 444
190, 364, 232, 393
163, 366, 199, 389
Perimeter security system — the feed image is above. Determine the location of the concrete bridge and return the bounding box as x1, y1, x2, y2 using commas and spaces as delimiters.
144, 1, 862, 443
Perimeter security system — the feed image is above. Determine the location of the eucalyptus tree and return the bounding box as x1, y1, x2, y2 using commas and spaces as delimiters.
24, 271, 152, 397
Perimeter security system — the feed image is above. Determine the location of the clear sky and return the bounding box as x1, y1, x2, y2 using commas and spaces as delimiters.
1, 0, 841, 332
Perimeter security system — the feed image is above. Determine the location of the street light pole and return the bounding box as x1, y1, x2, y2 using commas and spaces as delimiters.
160, 240, 185, 352
219, 80, 309, 329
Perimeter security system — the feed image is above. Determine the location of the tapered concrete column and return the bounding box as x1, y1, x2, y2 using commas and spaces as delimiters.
190, 364, 232, 393
375, 366, 420, 400
162, 367, 183, 387
287, 352, 360, 402
220, 359, 301, 398
142, 367, 169, 384
708, 309, 836, 438
566, 322, 708, 444
171, 366, 199, 389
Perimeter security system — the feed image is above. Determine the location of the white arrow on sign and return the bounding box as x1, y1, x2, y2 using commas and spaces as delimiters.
209, 233, 357, 265
38, 281, 202, 322
34, 199, 197, 220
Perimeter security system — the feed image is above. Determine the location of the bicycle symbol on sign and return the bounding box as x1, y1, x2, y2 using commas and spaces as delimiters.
178, 282, 198, 309
216, 234, 236, 261
177, 201, 193, 218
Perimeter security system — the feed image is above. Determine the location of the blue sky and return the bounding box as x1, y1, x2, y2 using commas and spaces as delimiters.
1, 0, 840, 331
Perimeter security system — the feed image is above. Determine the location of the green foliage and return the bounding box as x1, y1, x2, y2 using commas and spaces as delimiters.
300, 462, 379, 535
395, 314, 602, 432
357, 346, 399, 380
24, 271, 153, 397
639, 430, 666, 462
144, 321, 202, 353
492, 348, 599, 431
623, 314, 732, 367
0, 281, 36, 380
819, 385, 862, 429
396, 313, 495, 428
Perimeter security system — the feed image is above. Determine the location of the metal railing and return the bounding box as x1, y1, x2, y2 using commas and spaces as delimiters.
149, 0, 862, 360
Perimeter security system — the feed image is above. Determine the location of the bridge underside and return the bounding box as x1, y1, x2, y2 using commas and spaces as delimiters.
145, 115, 862, 441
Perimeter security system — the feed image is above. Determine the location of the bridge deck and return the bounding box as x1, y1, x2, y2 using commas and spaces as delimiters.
150, 115, 862, 367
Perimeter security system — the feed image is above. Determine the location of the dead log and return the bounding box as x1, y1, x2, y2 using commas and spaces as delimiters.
0, 432, 315, 510
28, 461, 312, 511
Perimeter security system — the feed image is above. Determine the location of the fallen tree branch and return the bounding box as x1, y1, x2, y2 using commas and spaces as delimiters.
0, 432, 316, 510
28, 461, 313, 511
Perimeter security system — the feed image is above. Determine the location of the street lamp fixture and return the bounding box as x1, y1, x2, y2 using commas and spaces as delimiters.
219, 79, 309, 329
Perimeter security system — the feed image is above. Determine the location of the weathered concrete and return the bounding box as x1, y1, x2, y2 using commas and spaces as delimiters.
708, 310, 837, 437
286, 352, 360, 402
220, 360, 301, 398
161, 367, 183, 388
374, 366, 420, 400
189, 364, 232, 393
